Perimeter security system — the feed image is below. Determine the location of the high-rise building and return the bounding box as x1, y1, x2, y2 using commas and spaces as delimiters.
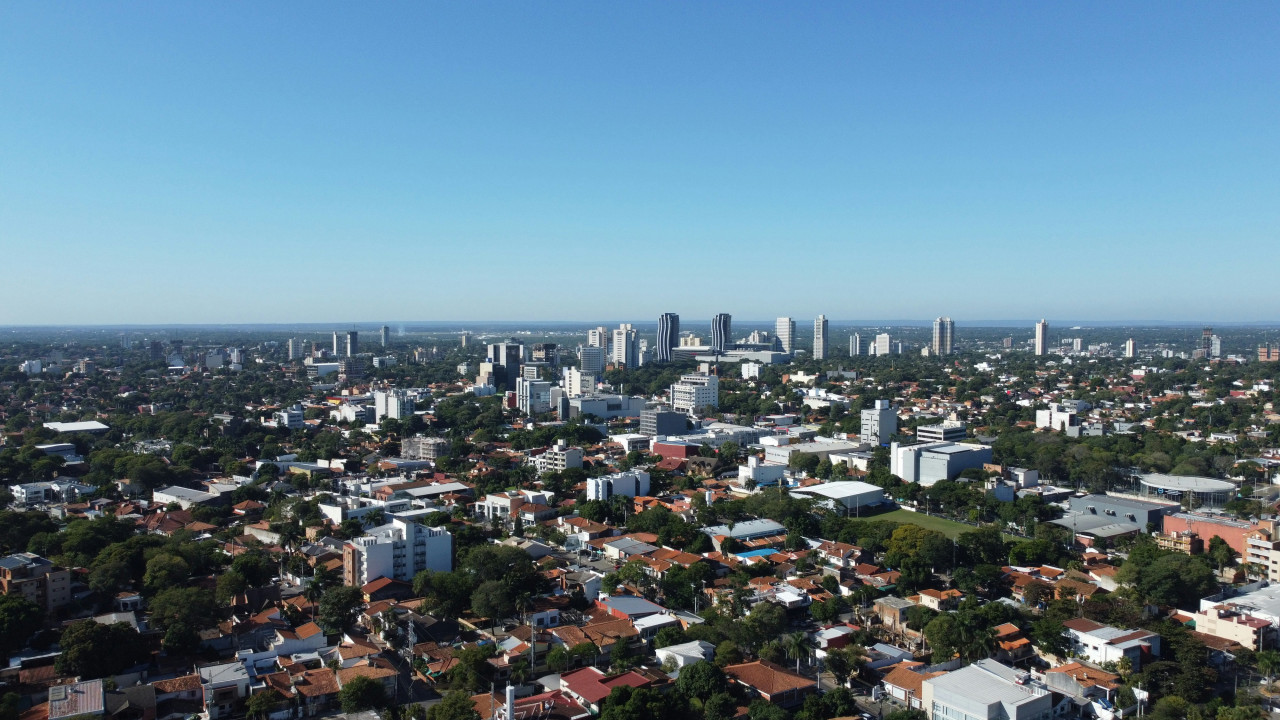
486, 341, 524, 388
1034, 319, 1049, 356
460, 332, 471, 348
873, 333, 891, 356
860, 399, 898, 445
1124, 338, 1136, 358
516, 377, 553, 416
578, 345, 605, 376
562, 367, 596, 398
343, 519, 452, 587
380, 325, 390, 347
776, 317, 796, 354
849, 333, 861, 356
373, 389, 414, 421
587, 327, 609, 349
611, 324, 638, 368
657, 313, 679, 363
711, 314, 732, 353
932, 317, 954, 355
813, 315, 828, 360
670, 373, 719, 416
346, 331, 359, 358
287, 338, 304, 360
332, 331, 341, 356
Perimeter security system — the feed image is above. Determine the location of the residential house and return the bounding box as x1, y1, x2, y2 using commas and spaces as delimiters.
1063, 618, 1160, 671
724, 661, 815, 708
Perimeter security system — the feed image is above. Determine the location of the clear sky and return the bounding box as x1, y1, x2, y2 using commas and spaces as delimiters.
1, 3, 1277, 326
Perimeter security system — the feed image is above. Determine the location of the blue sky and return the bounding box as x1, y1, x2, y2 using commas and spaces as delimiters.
1, 3, 1277, 325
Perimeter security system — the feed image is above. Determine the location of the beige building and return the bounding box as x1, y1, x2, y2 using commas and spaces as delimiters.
0, 553, 71, 613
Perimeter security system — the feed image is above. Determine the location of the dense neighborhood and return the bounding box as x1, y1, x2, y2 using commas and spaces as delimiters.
3, 323, 1280, 720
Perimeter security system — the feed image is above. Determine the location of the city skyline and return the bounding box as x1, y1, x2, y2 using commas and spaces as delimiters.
3, 4, 1278, 325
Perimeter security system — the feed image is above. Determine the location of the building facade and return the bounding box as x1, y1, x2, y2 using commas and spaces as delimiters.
343, 519, 452, 586
813, 315, 828, 360
1034, 319, 1048, 356
932, 317, 954, 355
657, 313, 679, 362
711, 314, 732, 353
670, 373, 719, 415
776, 317, 795, 354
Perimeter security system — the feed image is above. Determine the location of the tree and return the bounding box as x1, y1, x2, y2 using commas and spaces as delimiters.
338, 675, 388, 712
0, 595, 41, 655
715, 640, 742, 667
471, 580, 514, 630
55, 621, 148, 679
1257, 650, 1280, 680
1208, 536, 1237, 570
150, 586, 219, 632
143, 552, 190, 594
216, 569, 249, 605
319, 585, 364, 634
246, 690, 283, 720
824, 646, 866, 686
676, 661, 728, 701
425, 690, 482, 720
782, 632, 812, 675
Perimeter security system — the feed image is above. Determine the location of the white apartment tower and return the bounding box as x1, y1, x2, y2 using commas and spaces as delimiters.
1034, 319, 1049, 356
813, 315, 828, 360
1124, 338, 1136, 358
932, 317, 954, 355
373, 389, 414, 421
776, 317, 796, 354
670, 373, 719, 416
611, 324, 638, 368
861, 399, 898, 445
343, 519, 452, 587
873, 333, 891, 356
849, 333, 861, 356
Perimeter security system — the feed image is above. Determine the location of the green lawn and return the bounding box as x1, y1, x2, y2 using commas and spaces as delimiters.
865, 508, 977, 539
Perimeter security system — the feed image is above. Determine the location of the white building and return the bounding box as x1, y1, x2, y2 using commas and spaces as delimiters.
516, 377, 553, 416
789, 480, 885, 511
585, 470, 651, 502
813, 315, 828, 360
611, 324, 638, 368
776, 317, 795, 354
738, 456, 787, 488
916, 421, 967, 443
568, 394, 647, 420
535, 439, 584, 474
561, 367, 597, 398
333, 402, 373, 424
273, 404, 305, 430
343, 518, 452, 586
890, 441, 993, 487
20, 359, 42, 375
921, 660, 1055, 720
373, 390, 414, 421
1124, 338, 1136, 358
932, 317, 954, 355
1034, 319, 1049, 356
860, 399, 897, 445
849, 333, 861, 356
1063, 618, 1160, 670
670, 373, 719, 415
1035, 403, 1079, 431
873, 333, 890, 356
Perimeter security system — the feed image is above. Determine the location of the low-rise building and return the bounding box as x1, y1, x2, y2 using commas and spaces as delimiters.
921, 659, 1055, 720
342, 519, 452, 587
1062, 618, 1160, 670
0, 552, 71, 613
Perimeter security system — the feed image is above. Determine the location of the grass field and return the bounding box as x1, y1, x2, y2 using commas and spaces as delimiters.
865, 508, 976, 538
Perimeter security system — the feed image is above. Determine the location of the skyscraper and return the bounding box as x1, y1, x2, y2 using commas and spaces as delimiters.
287, 338, 303, 360
587, 327, 609, 349
711, 314, 732, 353
932, 317, 955, 355
873, 333, 891, 356
849, 333, 861, 356
486, 340, 524, 388
813, 315, 828, 360
657, 313, 679, 362
612, 324, 638, 368
380, 325, 390, 347
1034, 319, 1048, 356
1124, 338, 1136, 358
346, 331, 359, 358
775, 317, 795, 354
332, 331, 340, 356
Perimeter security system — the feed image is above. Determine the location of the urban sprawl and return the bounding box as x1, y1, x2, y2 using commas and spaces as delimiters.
4, 316, 1280, 720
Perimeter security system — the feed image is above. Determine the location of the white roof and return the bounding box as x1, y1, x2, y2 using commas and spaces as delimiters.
791, 481, 883, 499
43, 420, 109, 433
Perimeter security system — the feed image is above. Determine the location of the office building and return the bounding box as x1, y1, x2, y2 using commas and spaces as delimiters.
849, 333, 861, 356
611, 324, 639, 368
373, 389, 414, 421
587, 326, 609, 349
657, 313, 679, 362
813, 315, 828, 360
460, 331, 471, 348
487, 340, 524, 388
671, 373, 719, 415
932, 317, 954, 355
516, 377, 553, 416
1124, 338, 1136, 358
916, 421, 967, 443
586, 470, 651, 502
578, 345, 605, 375
711, 313, 732, 353
346, 330, 359, 357
567, 394, 647, 420
0, 552, 71, 613
380, 325, 390, 347
530, 342, 559, 364
890, 441, 993, 487
343, 519, 452, 587
860, 399, 897, 445
776, 317, 796, 354
639, 409, 686, 437
273, 404, 305, 430
562, 367, 596, 398
1034, 319, 1048, 356
873, 333, 890, 356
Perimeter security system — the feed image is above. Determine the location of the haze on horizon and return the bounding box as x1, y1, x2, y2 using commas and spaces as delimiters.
1, 3, 1277, 326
